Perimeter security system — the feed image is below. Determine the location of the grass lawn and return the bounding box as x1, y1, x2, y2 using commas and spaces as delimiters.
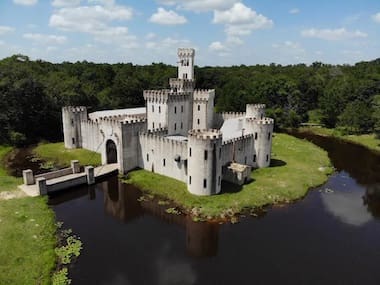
34, 142, 101, 168
0, 197, 56, 285
123, 133, 333, 218
0, 146, 22, 193
298, 126, 380, 153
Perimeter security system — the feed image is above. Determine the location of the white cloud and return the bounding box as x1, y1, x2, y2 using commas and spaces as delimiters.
13, 0, 37, 5
52, 0, 81, 7
23, 33, 67, 44
149, 7, 187, 25
372, 12, 380, 23
157, 0, 238, 12
145, 33, 156, 40
146, 37, 191, 50
0, 26, 15, 35
208, 41, 227, 51
49, 3, 133, 33
226, 36, 243, 45
301, 28, 367, 40
213, 3, 273, 38
289, 8, 300, 14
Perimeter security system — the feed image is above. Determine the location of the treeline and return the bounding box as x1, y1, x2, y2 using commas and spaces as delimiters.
0, 54, 379, 146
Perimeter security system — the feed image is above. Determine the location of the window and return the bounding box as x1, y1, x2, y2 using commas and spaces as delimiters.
255, 132, 258, 140
203, 179, 207, 188
181, 122, 183, 129
245, 156, 247, 164
253, 154, 256, 162
197, 119, 200, 125
266, 154, 269, 162
71, 119, 74, 126
174, 123, 177, 130
261, 114, 263, 119
163, 159, 166, 167
198, 105, 200, 111
181, 105, 184, 113
183, 73, 188, 79
189, 147, 192, 157
204, 150, 208, 160
189, 176, 191, 184
72, 137, 75, 145
268, 132, 271, 141
219, 148, 221, 158
159, 106, 161, 113
159, 123, 161, 128
152, 122, 155, 129
218, 176, 221, 186
147, 153, 149, 162
174, 106, 177, 114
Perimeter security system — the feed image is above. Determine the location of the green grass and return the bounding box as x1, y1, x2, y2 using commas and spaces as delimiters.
34, 142, 101, 167
0, 196, 56, 285
299, 126, 380, 153
123, 133, 333, 218
0, 146, 22, 193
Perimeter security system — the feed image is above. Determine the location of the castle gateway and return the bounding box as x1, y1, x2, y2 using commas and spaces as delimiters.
62, 48, 274, 196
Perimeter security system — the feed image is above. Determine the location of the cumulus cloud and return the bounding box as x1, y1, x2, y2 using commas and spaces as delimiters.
213, 3, 273, 40
157, 0, 238, 12
372, 12, 380, 23
23, 33, 67, 44
289, 8, 300, 14
149, 8, 187, 25
0, 26, 15, 35
146, 37, 191, 50
13, 0, 37, 5
51, 0, 81, 7
301, 28, 367, 40
208, 41, 227, 51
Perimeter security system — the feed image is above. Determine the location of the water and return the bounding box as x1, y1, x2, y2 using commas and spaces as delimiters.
50, 133, 380, 285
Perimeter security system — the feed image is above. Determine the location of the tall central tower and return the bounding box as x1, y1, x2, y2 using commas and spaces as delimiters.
177, 48, 195, 80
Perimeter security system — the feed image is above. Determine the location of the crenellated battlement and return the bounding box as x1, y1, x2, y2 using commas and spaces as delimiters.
246, 104, 266, 109
169, 78, 195, 90
140, 132, 188, 146
222, 134, 254, 146
221, 112, 246, 119
188, 129, 222, 140
246, 117, 274, 125
193, 89, 215, 101
143, 89, 170, 102
178, 48, 195, 57
63, 106, 86, 113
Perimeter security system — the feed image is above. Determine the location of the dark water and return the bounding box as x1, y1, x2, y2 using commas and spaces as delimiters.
51, 133, 380, 285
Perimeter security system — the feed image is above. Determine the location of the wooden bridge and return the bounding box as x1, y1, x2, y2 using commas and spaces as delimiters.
18, 161, 119, 197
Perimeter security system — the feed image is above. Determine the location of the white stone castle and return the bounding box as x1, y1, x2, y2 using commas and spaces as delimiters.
62, 48, 274, 196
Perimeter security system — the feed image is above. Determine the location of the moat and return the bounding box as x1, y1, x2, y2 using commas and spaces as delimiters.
48, 133, 380, 285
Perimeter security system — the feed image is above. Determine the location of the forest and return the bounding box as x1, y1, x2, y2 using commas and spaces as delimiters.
0, 54, 379, 146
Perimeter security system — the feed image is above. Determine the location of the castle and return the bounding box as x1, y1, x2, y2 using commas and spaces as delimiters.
62, 48, 274, 196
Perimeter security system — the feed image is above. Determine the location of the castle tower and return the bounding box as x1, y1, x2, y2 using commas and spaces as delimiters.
244, 118, 274, 168
193, 90, 215, 130
246, 104, 266, 120
177, 48, 195, 80
187, 129, 222, 195
62, 106, 87, 149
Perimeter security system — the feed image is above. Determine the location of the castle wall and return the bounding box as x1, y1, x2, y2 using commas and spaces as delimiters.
212, 112, 246, 129
167, 94, 192, 136
81, 120, 102, 153
221, 135, 256, 167
121, 120, 147, 173
193, 90, 215, 130
139, 133, 188, 183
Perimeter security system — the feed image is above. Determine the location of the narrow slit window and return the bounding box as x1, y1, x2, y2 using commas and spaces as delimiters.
218, 176, 221, 186
189, 147, 192, 157
147, 153, 149, 162
219, 148, 221, 159
197, 119, 200, 125
152, 105, 154, 112
266, 154, 269, 162
181, 105, 184, 113
152, 122, 155, 129
203, 179, 207, 188
204, 150, 208, 160
268, 132, 271, 140
159, 106, 161, 113
174, 123, 177, 130
198, 105, 200, 111
163, 159, 166, 166
174, 106, 177, 114
72, 137, 75, 145
255, 132, 258, 140
181, 122, 183, 129
189, 176, 191, 184
253, 154, 256, 162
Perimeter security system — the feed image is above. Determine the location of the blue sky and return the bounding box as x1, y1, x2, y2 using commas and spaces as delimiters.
0, 0, 379, 66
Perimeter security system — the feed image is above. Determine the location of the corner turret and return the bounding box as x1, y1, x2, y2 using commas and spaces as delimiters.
62, 106, 87, 149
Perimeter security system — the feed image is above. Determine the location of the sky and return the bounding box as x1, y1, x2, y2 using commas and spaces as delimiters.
0, 0, 379, 66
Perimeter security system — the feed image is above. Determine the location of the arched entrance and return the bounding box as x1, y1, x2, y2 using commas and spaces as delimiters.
106, 140, 117, 164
